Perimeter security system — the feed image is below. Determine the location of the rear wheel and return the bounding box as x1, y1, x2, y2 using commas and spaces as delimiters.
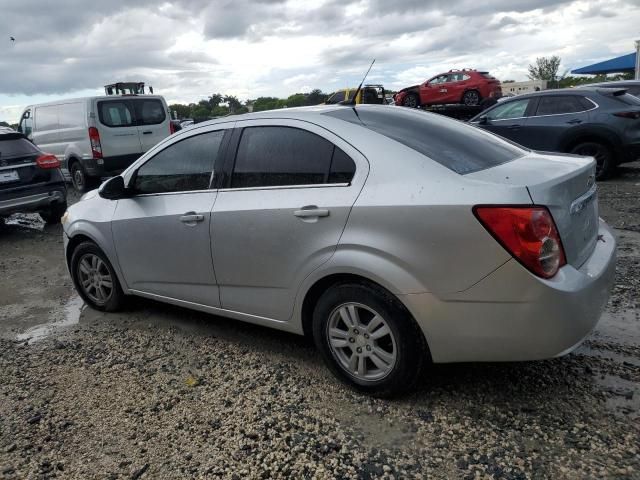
312, 282, 428, 397
462, 90, 481, 106
70, 161, 96, 193
40, 201, 68, 224
70, 241, 125, 312
402, 93, 419, 108
570, 141, 614, 180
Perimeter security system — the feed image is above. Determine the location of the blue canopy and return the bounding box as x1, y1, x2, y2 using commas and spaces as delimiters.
571, 52, 637, 75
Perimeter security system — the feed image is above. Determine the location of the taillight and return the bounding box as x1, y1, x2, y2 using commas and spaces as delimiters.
88, 127, 102, 158
613, 111, 640, 119
170, 122, 176, 134
473, 206, 566, 279
36, 154, 60, 169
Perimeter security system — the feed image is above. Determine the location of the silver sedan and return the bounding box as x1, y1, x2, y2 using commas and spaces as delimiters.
62, 105, 616, 396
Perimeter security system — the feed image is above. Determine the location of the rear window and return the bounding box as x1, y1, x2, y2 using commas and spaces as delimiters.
133, 99, 166, 125
0, 136, 40, 158
324, 107, 526, 174
99, 101, 134, 127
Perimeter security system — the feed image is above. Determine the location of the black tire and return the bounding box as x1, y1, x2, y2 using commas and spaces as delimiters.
40, 201, 68, 224
70, 161, 96, 193
402, 93, 419, 108
312, 282, 428, 397
462, 90, 481, 106
70, 241, 126, 312
569, 141, 614, 180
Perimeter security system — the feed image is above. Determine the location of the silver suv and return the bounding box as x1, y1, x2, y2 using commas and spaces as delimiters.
62, 105, 616, 396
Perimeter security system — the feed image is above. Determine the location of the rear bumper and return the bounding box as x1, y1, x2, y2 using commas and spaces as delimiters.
0, 187, 66, 216
400, 219, 617, 363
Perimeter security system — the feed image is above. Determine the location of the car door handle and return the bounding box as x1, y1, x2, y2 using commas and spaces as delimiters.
294, 207, 330, 218
567, 119, 582, 124
180, 213, 204, 223
507, 125, 522, 130
142, 131, 153, 134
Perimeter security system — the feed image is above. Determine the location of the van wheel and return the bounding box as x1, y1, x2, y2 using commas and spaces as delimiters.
312, 282, 428, 397
70, 241, 126, 312
570, 141, 614, 180
70, 162, 95, 193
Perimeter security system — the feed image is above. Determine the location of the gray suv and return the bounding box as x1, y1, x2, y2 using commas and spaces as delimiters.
470, 88, 640, 179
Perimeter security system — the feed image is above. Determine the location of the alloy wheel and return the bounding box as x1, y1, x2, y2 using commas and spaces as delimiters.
463, 91, 480, 106
77, 253, 113, 305
573, 144, 606, 177
326, 302, 398, 381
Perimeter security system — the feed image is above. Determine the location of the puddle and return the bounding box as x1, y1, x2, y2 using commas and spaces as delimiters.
16, 294, 85, 342
4, 213, 45, 231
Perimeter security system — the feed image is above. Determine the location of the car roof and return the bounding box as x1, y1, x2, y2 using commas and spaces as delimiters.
578, 80, 640, 88
23, 95, 166, 109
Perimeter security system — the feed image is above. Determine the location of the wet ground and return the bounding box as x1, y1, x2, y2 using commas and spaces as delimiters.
0, 165, 639, 479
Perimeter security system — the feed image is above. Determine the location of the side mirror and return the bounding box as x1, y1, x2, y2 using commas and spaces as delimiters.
478, 115, 489, 125
99, 175, 130, 200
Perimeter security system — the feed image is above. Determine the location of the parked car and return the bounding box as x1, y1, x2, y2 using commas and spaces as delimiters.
394, 69, 502, 108
578, 80, 640, 98
0, 127, 67, 224
16, 95, 174, 192
325, 85, 385, 105
63, 105, 615, 396
469, 87, 640, 179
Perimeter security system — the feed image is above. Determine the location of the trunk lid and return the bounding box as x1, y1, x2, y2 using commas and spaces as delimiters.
467, 152, 599, 268
0, 135, 48, 190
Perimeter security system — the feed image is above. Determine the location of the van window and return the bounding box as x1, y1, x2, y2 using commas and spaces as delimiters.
58, 103, 85, 129
98, 101, 134, 127
35, 105, 58, 131
133, 99, 166, 125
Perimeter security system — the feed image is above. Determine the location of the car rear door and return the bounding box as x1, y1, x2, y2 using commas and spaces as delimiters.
131, 97, 171, 152
210, 119, 368, 321
111, 126, 232, 306
95, 99, 143, 170
522, 95, 595, 151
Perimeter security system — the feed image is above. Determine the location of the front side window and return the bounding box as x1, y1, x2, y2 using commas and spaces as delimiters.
134, 131, 225, 194
231, 126, 333, 188
486, 99, 530, 120
99, 101, 134, 127
535, 96, 586, 116
133, 99, 166, 125
428, 75, 448, 85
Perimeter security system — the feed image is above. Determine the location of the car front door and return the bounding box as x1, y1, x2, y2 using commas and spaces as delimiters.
472, 98, 533, 146
420, 75, 447, 105
210, 120, 367, 321
111, 126, 231, 306
521, 95, 594, 151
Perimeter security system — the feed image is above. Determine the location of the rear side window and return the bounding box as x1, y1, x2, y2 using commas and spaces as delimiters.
231, 126, 334, 188
535, 95, 587, 115
329, 147, 356, 183
326, 91, 345, 104
325, 107, 525, 175
0, 136, 40, 158
99, 101, 134, 127
133, 99, 166, 125
134, 131, 224, 194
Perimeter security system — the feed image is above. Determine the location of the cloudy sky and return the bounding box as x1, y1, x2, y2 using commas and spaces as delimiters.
0, 0, 638, 122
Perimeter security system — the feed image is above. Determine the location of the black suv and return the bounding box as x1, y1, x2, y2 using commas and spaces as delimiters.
0, 127, 67, 224
470, 88, 640, 179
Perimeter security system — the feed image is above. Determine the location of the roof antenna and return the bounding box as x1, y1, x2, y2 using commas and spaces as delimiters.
340, 59, 375, 106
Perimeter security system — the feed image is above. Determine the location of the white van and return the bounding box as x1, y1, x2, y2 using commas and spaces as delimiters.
17, 95, 174, 192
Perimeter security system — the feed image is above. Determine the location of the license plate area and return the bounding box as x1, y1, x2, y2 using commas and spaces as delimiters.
0, 170, 19, 184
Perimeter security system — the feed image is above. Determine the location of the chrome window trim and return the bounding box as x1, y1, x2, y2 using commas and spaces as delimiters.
129, 188, 217, 198
219, 182, 350, 193
473, 96, 599, 123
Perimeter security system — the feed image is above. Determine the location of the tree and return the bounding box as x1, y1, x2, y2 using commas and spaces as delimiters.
169, 103, 191, 119
528, 56, 562, 81
224, 95, 242, 113
208, 93, 223, 109
306, 89, 327, 105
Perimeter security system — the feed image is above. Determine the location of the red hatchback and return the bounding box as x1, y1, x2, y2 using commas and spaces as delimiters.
395, 69, 502, 108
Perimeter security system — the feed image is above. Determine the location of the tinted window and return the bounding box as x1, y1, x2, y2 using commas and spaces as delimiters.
535, 95, 586, 115
327, 91, 345, 104
58, 103, 85, 129
0, 136, 39, 157
324, 107, 525, 175
577, 96, 595, 110
232, 126, 334, 188
328, 147, 356, 183
486, 99, 530, 120
133, 99, 166, 125
99, 101, 134, 127
35, 105, 58, 131
134, 131, 224, 194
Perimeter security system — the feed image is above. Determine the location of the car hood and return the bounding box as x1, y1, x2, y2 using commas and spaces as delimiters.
397, 85, 419, 94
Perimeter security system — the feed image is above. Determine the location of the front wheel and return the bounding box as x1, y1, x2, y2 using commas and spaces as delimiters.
570, 141, 614, 180
402, 93, 419, 108
312, 282, 428, 397
70, 241, 126, 312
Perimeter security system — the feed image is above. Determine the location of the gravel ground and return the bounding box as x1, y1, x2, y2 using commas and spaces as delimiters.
1, 165, 639, 479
